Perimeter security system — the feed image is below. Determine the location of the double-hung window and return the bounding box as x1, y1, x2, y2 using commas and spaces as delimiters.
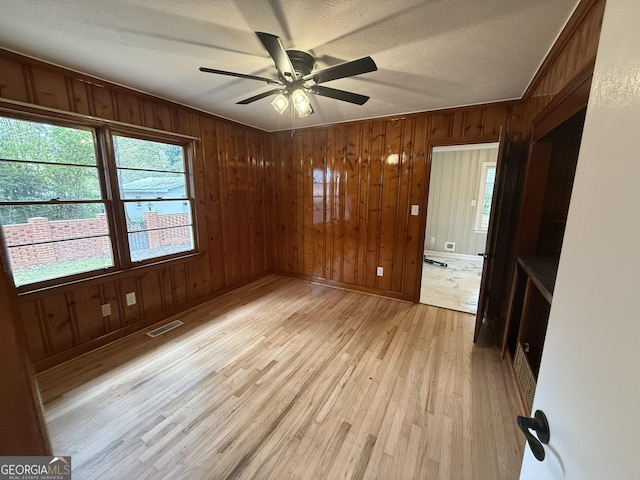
112, 134, 194, 262
0, 113, 197, 289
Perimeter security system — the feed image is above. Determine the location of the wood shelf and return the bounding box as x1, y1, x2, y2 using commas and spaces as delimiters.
517, 256, 559, 304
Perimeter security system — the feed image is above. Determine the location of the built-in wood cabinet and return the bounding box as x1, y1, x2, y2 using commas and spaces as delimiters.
502, 71, 590, 413
508, 256, 557, 409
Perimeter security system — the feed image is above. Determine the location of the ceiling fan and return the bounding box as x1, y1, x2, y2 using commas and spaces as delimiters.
199, 32, 377, 117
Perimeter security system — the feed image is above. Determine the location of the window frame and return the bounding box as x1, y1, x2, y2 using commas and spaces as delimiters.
0, 108, 199, 292
104, 126, 198, 269
474, 161, 497, 233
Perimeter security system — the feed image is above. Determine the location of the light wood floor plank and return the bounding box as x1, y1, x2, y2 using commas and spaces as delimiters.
37, 275, 524, 479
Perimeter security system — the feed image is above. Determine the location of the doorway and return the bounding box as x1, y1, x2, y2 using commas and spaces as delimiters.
419, 143, 499, 314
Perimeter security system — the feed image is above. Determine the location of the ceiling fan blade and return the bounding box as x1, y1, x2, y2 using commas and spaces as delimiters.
236, 88, 283, 105
310, 85, 370, 105
303, 56, 377, 84
199, 67, 281, 85
255, 32, 298, 83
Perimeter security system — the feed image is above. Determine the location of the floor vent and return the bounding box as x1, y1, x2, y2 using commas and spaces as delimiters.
146, 320, 184, 338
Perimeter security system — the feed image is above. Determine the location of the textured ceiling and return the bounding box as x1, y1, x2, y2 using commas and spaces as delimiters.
0, 0, 579, 132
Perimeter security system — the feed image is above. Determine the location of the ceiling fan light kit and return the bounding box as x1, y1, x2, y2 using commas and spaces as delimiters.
291, 89, 312, 117
271, 93, 289, 115
199, 31, 377, 119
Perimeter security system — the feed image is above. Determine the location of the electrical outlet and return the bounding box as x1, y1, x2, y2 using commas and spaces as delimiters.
126, 292, 136, 306
410, 204, 419, 216
376, 266, 384, 276
471, 199, 477, 207
101, 303, 111, 317
431, 237, 436, 244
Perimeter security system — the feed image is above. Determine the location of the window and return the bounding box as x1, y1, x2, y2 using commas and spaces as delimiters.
474, 162, 496, 232
0, 114, 196, 289
0, 117, 113, 286
113, 135, 194, 262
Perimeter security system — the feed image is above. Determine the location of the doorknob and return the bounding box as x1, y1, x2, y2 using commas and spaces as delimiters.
477, 252, 488, 259
517, 410, 550, 461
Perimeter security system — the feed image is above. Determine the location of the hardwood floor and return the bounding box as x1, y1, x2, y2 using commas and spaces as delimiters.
36, 275, 524, 479
420, 252, 483, 314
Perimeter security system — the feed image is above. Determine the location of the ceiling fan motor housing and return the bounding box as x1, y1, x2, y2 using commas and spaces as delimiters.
287, 50, 315, 78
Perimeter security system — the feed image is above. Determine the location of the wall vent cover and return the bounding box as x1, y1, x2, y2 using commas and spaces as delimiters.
514, 343, 537, 412
147, 320, 184, 338
444, 242, 456, 251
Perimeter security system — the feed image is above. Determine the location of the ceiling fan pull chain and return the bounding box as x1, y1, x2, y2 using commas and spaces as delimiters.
291, 100, 295, 137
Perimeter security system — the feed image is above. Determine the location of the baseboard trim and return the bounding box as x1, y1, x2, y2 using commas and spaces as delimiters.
274, 271, 414, 302
424, 250, 484, 261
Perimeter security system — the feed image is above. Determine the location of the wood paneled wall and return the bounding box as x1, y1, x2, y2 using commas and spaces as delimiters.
271, 106, 510, 300
0, 50, 272, 371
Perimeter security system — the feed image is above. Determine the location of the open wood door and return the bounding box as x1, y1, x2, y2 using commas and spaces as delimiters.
473, 128, 506, 342
0, 232, 51, 454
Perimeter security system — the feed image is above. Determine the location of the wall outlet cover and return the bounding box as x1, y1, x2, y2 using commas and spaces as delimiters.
101, 303, 111, 317
126, 292, 136, 306
410, 204, 419, 216
376, 266, 384, 276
